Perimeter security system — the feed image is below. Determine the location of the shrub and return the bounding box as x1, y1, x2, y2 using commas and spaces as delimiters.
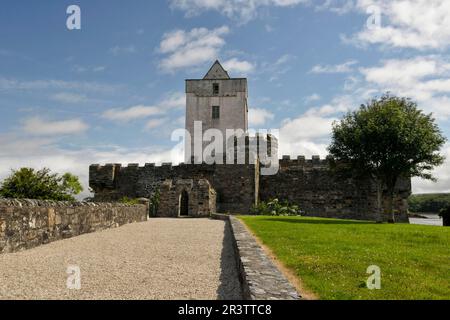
0, 168, 83, 201
149, 188, 160, 217
119, 197, 140, 205
439, 204, 450, 218
251, 198, 302, 216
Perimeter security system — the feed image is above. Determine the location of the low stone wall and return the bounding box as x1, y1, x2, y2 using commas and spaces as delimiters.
0, 199, 149, 254
211, 213, 300, 300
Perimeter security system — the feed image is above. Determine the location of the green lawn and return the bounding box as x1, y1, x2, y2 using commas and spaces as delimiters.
239, 216, 450, 300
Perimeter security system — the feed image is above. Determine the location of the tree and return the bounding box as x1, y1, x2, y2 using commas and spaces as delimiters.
0, 168, 83, 201
328, 94, 446, 223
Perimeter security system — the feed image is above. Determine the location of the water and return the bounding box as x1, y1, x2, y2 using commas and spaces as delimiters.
409, 214, 443, 226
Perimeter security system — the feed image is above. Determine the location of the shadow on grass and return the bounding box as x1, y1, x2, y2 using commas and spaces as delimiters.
257, 217, 375, 225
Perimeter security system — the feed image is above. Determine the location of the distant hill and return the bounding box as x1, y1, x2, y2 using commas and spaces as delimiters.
408, 193, 450, 213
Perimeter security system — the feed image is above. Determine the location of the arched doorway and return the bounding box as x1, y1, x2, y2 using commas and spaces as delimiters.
179, 190, 189, 217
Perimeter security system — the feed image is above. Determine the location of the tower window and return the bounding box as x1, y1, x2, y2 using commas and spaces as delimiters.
213, 83, 219, 95
212, 106, 220, 119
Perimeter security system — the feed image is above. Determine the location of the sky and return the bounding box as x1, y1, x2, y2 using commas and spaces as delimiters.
0, 0, 450, 198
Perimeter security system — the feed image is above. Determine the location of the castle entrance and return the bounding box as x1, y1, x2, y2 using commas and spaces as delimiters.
179, 190, 189, 216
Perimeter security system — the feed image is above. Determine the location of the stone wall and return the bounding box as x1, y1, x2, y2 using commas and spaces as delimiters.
0, 199, 148, 254
90, 162, 258, 214
260, 156, 411, 222
158, 179, 216, 218
89, 156, 412, 222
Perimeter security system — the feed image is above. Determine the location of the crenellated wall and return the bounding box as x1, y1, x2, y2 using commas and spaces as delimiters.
259, 155, 411, 222
89, 162, 258, 214
89, 155, 411, 222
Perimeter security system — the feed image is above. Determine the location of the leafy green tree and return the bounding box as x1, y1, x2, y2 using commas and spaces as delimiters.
61, 173, 83, 196
0, 168, 83, 201
328, 94, 446, 222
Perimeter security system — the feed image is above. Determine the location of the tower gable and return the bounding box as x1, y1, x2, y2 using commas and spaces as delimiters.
203, 60, 230, 80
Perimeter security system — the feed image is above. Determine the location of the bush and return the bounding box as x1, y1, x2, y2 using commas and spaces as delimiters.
149, 188, 160, 217
119, 197, 140, 205
251, 199, 302, 216
439, 204, 450, 218
0, 168, 83, 201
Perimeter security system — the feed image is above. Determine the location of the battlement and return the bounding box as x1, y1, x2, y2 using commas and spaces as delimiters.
278, 155, 333, 168
89, 155, 332, 175
89, 155, 336, 192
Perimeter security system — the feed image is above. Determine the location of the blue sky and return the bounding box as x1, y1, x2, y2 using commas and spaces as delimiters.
1, 0, 450, 197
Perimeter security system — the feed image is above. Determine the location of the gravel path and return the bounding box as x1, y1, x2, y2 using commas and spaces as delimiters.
0, 218, 242, 300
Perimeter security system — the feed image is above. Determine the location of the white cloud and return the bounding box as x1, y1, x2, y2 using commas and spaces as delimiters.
280, 115, 336, 140
262, 54, 297, 82
22, 117, 89, 136
342, 0, 450, 50
304, 93, 321, 103
169, 0, 308, 23
109, 45, 136, 55
222, 58, 255, 75
413, 144, 450, 194
0, 134, 185, 200
275, 54, 295, 66
249, 108, 274, 126
93, 66, 106, 72
50, 92, 88, 104
101, 92, 185, 125
71, 65, 105, 73
159, 92, 186, 109
102, 105, 164, 122
359, 55, 450, 119
311, 60, 358, 74
298, 54, 450, 193
315, 0, 355, 14
277, 113, 334, 157
305, 94, 362, 117
158, 26, 230, 72
360, 57, 448, 86
145, 118, 168, 130
0, 77, 121, 94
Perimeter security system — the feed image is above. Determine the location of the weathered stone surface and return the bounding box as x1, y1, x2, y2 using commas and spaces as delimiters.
0, 199, 148, 254
158, 178, 216, 218
90, 162, 258, 215
224, 215, 300, 300
90, 158, 411, 222
260, 158, 411, 223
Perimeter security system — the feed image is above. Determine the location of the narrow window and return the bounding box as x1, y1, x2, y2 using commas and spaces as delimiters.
212, 106, 220, 119
213, 83, 219, 95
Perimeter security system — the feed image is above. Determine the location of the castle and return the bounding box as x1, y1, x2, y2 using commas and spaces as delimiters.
89, 61, 411, 222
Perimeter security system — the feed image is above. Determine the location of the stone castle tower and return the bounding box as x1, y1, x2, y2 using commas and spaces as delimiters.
185, 60, 249, 162
89, 61, 412, 222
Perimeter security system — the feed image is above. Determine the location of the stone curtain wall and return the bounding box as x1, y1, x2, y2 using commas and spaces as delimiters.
90, 162, 257, 214
0, 199, 148, 254
89, 156, 411, 222
260, 156, 411, 222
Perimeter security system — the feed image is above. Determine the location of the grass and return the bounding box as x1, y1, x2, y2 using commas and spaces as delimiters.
239, 216, 450, 300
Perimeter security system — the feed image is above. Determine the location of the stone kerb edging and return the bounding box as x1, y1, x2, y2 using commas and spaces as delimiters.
212, 213, 300, 300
